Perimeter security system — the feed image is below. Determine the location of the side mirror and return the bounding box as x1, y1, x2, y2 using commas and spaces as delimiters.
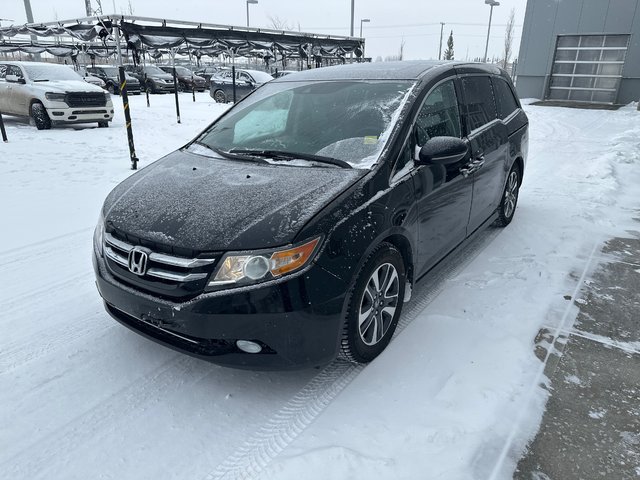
417, 136, 468, 166
6, 74, 26, 84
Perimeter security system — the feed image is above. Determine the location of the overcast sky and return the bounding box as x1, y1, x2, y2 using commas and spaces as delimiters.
2, 0, 529, 61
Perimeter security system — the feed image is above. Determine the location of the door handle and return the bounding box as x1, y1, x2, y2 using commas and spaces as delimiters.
460, 155, 485, 177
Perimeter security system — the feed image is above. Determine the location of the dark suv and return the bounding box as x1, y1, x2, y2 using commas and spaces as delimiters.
93, 61, 528, 369
124, 65, 175, 94
159, 66, 206, 92
209, 68, 273, 103
86, 65, 141, 95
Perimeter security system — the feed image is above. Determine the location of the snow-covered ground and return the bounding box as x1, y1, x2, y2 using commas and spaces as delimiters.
1, 93, 638, 480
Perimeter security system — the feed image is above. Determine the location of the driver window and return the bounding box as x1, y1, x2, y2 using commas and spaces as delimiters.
238, 72, 251, 82
415, 81, 461, 146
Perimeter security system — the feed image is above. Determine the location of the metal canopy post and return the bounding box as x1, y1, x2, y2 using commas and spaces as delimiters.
113, 15, 139, 170
0, 111, 7, 142
171, 49, 181, 124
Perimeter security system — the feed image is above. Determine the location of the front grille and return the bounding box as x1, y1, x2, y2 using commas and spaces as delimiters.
104, 232, 217, 299
65, 92, 106, 107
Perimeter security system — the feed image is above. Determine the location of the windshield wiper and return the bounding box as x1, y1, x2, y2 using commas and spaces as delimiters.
228, 149, 352, 169
189, 142, 268, 164
33, 79, 50, 82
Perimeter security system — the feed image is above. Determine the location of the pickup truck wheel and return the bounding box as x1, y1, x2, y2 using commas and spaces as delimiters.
31, 102, 51, 130
97, 121, 109, 128
494, 165, 521, 227
340, 242, 406, 363
213, 89, 227, 103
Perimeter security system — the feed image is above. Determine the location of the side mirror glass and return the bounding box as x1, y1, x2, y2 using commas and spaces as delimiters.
417, 136, 468, 166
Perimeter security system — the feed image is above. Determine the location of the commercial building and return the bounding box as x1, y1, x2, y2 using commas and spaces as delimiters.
516, 0, 639, 104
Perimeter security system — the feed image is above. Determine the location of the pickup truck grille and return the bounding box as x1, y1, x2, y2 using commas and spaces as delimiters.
103, 232, 217, 299
65, 92, 106, 107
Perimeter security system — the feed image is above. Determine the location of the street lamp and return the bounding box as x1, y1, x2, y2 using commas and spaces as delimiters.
246, 0, 258, 28
359, 18, 370, 38
483, 0, 500, 63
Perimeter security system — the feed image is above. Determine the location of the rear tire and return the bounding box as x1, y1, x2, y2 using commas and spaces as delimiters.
98, 121, 109, 128
494, 165, 521, 227
213, 89, 227, 103
107, 83, 117, 95
340, 242, 406, 363
31, 102, 51, 130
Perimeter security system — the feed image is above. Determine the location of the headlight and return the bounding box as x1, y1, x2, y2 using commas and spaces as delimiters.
45, 92, 67, 102
93, 212, 105, 256
207, 237, 321, 289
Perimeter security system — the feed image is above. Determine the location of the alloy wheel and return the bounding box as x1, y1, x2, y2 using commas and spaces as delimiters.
358, 263, 400, 346
503, 170, 519, 219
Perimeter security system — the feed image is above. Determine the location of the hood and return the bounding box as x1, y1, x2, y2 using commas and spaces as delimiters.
30, 80, 105, 93
103, 150, 365, 252
149, 73, 174, 81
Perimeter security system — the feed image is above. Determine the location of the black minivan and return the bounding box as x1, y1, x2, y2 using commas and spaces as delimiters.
93, 61, 528, 369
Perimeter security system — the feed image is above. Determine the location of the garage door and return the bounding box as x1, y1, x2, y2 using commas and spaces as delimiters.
547, 34, 629, 104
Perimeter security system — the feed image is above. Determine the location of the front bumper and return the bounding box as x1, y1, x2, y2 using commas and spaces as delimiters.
93, 251, 347, 370
151, 81, 176, 92
45, 104, 114, 124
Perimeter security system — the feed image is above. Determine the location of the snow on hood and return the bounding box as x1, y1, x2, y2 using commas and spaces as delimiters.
29, 80, 106, 94
103, 150, 365, 252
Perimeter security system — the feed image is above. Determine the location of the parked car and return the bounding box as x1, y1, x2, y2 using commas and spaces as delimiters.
158, 66, 207, 92
0, 61, 114, 129
86, 65, 142, 95
123, 64, 175, 94
272, 70, 298, 78
93, 61, 528, 369
72, 66, 107, 89
209, 68, 273, 103
194, 65, 228, 83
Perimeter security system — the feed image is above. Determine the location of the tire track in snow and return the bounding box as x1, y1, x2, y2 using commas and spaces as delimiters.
2, 271, 94, 316
0, 227, 91, 268
0, 310, 113, 373
1, 354, 208, 479
205, 228, 499, 480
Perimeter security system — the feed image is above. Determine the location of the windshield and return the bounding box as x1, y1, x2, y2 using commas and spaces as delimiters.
193, 80, 414, 169
247, 71, 274, 83
23, 64, 83, 82
143, 66, 167, 75
173, 66, 193, 75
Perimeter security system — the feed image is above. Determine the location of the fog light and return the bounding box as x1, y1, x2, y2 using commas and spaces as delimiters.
236, 340, 262, 354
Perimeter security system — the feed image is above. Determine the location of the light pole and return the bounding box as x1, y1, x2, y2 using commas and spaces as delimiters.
350, 0, 355, 36
483, 0, 500, 63
438, 22, 445, 60
359, 18, 370, 61
359, 18, 370, 38
246, 0, 258, 28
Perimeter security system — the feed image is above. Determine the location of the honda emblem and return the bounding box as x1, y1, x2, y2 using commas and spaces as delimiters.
128, 247, 149, 276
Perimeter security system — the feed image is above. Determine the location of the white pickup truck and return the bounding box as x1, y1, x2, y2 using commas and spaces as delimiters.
0, 61, 114, 130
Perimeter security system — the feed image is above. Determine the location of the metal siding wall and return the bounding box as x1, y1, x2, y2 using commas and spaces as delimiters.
576, 1, 608, 33
516, 0, 559, 76
620, 1, 640, 78
603, 0, 637, 32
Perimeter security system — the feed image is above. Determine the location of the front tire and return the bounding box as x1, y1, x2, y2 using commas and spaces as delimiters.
97, 121, 109, 128
213, 89, 227, 103
31, 102, 51, 130
340, 243, 406, 363
494, 165, 521, 227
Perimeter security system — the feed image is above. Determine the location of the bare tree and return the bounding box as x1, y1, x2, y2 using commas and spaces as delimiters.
128, 0, 134, 15
501, 8, 516, 69
399, 38, 405, 61
268, 15, 294, 31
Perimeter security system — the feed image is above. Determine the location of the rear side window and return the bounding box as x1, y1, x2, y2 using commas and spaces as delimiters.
0, 65, 6, 80
461, 76, 497, 132
492, 77, 520, 119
